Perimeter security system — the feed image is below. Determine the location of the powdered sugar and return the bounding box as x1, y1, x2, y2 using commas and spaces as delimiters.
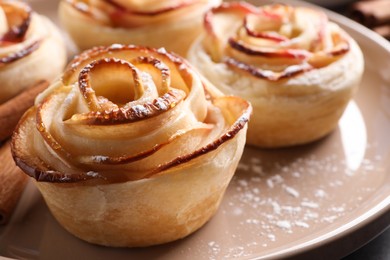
92, 155, 109, 163
86, 171, 99, 177
301, 201, 319, 209
109, 43, 124, 50
276, 220, 292, 230
283, 185, 300, 198
295, 221, 310, 228
64, 90, 76, 106
266, 174, 284, 188
203, 137, 383, 259
314, 189, 327, 198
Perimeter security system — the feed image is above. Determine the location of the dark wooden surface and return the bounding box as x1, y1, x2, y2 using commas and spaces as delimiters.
343, 227, 390, 259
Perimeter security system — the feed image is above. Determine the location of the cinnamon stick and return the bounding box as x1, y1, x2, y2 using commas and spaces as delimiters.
0, 140, 27, 225
349, 0, 390, 28
0, 80, 49, 142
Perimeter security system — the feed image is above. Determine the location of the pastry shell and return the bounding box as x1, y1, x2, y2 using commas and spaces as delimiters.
0, 1, 66, 104
58, 0, 221, 56
187, 3, 364, 148
11, 44, 251, 247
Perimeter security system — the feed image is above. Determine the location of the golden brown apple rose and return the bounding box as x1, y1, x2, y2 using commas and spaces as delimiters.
12, 44, 251, 247
188, 2, 364, 148
0, 0, 66, 104
59, 0, 221, 55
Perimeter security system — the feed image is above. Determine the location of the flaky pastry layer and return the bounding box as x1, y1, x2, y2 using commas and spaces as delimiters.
188, 2, 364, 147
0, 0, 66, 103
59, 0, 221, 56
12, 44, 251, 247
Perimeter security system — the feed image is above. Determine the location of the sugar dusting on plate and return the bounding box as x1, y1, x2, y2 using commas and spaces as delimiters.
203, 141, 383, 259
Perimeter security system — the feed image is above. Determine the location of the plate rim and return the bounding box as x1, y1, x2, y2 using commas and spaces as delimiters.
1, 0, 390, 259
248, 1, 390, 258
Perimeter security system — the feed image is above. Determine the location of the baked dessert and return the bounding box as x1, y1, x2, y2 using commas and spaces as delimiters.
188, 2, 364, 148
58, 0, 221, 56
11, 44, 251, 247
0, 0, 66, 104
0, 1, 66, 141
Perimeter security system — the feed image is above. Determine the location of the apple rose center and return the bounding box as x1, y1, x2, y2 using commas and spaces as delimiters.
78, 57, 171, 109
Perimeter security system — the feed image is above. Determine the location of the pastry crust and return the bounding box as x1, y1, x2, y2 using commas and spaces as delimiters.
188, 2, 364, 148
0, 0, 67, 104
59, 0, 221, 56
12, 44, 251, 247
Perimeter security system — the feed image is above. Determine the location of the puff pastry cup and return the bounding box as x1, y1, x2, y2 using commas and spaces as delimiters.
0, 0, 66, 104
188, 2, 364, 148
11, 44, 251, 247
59, 0, 221, 56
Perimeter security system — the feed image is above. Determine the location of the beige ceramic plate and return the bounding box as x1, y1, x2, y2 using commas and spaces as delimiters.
1, 0, 390, 259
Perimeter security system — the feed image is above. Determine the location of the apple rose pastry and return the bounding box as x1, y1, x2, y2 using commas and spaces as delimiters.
11, 44, 251, 247
188, 2, 364, 148
0, 0, 66, 104
58, 0, 221, 56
